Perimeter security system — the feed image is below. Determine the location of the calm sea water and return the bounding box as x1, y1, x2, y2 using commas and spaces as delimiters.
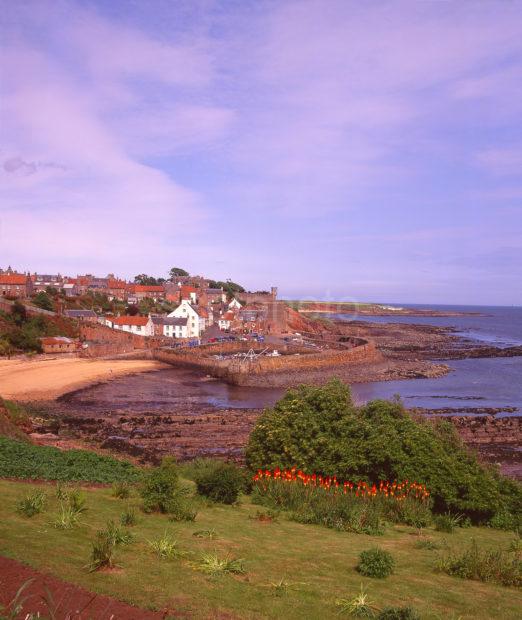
331, 304, 522, 347
334, 305, 522, 415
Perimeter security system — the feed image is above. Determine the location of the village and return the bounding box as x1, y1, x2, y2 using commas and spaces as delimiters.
0, 265, 291, 355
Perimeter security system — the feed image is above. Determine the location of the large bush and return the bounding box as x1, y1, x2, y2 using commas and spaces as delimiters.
194, 461, 244, 504
246, 379, 521, 520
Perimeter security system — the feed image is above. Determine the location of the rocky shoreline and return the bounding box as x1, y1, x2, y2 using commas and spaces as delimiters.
29, 399, 522, 479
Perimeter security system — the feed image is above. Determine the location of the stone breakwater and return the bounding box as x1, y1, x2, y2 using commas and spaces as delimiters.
154, 338, 383, 387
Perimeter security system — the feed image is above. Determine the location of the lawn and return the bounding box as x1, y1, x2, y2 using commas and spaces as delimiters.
0, 479, 520, 619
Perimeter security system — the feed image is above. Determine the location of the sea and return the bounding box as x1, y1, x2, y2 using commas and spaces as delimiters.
202, 304, 522, 415
334, 304, 522, 416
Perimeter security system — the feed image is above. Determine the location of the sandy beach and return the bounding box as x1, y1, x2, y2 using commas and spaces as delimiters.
0, 357, 169, 401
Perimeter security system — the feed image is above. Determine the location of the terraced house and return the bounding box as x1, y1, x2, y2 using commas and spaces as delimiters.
0, 272, 33, 298
105, 315, 154, 336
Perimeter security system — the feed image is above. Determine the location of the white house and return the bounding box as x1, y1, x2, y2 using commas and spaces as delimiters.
218, 311, 235, 331
228, 298, 242, 311
107, 315, 154, 337
151, 316, 189, 339
168, 300, 206, 337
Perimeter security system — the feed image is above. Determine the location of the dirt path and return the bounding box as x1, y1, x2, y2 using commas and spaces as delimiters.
0, 357, 169, 401
0, 555, 166, 619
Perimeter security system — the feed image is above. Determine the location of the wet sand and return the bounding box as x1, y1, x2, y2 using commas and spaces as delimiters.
0, 357, 169, 401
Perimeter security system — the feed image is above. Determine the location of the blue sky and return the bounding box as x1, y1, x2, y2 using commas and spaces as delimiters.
1, 0, 522, 305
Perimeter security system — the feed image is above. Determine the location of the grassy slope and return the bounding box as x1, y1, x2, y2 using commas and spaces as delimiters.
0, 480, 520, 619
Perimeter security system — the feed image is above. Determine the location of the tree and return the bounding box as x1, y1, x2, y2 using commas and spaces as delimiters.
125, 305, 140, 316
32, 292, 54, 312
207, 279, 245, 298
11, 302, 27, 326
45, 286, 59, 297
169, 267, 189, 279
134, 274, 159, 286
246, 379, 521, 520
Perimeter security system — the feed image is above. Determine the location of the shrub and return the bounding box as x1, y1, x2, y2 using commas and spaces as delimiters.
197, 553, 246, 576
88, 521, 133, 572
246, 379, 522, 521
194, 461, 244, 504
489, 510, 521, 533
434, 512, 464, 533
437, 539, 521, 587
378, 608, 420, 620
103, 520, 134, 546
17, 490, 46, 517
140, 457, 180, 513
336, 585, 377, 617
166, 490, 198, 522
53, 503, 82, 530
383, 496, 432, 531
88, 534, 116, 572
120, 507, 138, 527
414, 537, 440, 550
148, 532, 184, 559
140, 457, 198, 520
112, 481, 132, 499
51, 489, 87, 529
0, 437, 139, 483
357, 548, 394, 578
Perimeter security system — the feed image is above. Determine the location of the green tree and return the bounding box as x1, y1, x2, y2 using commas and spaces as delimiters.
11, 302, 27, 326
32, 292, 53, 312
134, 274, 159, 286
45, 286, 59, 297
246, 379, 521, 520
207, 279, 245, 298
169, 267, 189, 279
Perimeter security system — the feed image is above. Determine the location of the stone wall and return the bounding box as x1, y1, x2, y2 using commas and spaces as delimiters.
79, 323, 166, 358
0, 298, 55, 317
154, 338, 382, 385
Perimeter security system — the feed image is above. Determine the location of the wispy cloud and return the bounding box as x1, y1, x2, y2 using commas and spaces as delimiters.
1, 0, 522, 303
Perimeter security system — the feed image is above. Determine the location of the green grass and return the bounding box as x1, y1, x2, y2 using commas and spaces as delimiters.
0, 437, 139, 482
0, 480, 520, 619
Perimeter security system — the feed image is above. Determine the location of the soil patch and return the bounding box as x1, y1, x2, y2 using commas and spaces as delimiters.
0, 555, 166, 619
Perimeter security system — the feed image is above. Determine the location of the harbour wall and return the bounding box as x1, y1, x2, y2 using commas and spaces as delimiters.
154, 338, 382, 386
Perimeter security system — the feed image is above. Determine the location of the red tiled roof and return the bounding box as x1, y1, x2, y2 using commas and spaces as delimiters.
180, 285, 197, 298
111, 315, 150, 326
222, 311, 235, 320
0, 274, 27, 285
108, 279, 126, 289
127, 285, 164, 293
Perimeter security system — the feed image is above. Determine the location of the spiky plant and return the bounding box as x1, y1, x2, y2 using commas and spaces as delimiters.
197, 552, 245, 576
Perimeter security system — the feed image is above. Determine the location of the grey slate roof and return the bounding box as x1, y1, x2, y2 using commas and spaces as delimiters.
152, 316, 188, 326
65, 309, 97, 318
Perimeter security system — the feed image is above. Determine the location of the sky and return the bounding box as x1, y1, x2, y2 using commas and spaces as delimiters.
1, 0, 522, 305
